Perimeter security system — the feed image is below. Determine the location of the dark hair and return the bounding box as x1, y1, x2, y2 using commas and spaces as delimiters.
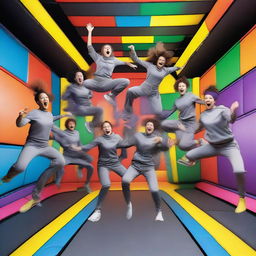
65, 118, 76, 129
30, 80, 53, 102
146, 42, 174, 66
67, 69, 87, 84
101, 120, 113, 129
204, 85, 219, 94
142, 118, 160, 131
101, 44, 114, 57
174, 76, 190, 92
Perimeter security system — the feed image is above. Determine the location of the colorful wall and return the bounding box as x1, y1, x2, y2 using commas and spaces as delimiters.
199, 25, 256, 195
0, 25, 61, 195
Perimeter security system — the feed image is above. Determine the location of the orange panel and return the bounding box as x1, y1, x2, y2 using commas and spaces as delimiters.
28, 53, 52, 93
68, 16, 116, 27
200, 157, 218, 184
82, 36, 122, 44
200, 65, 216, 97
0, 69, 38, 145
205, 0, 234, 31
240, 26, 256, 75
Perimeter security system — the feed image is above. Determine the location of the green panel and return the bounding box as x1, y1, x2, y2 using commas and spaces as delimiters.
122, 43, 156, 51
216, 43, 240, 90
160, 93, 179, 120
164, 151, 173, 183
75, 116, 94, 145
140, 3, 188, 15
188, 78, 192, 92
176, 147, 200, 183
154, 35, 185, 43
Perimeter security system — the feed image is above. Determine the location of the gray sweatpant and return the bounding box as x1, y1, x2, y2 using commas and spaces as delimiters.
84, 76, 129, 96
124, 86, 162, 115
186, 140, 245, 173
95, 163, 127, 209
9, 145, 65, 200
72, 105, 103, 127
161, 118, 198, 151
122, 166, 159, 192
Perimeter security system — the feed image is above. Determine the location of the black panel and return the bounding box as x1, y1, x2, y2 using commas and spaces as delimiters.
59, 1, 215, 16
76, 25, 200, 36
180, 0, 256, 78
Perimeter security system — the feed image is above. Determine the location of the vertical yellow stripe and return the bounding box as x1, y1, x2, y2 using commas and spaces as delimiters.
192, 77, 200, 96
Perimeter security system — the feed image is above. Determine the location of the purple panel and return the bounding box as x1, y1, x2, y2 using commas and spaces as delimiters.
243, 68, 256, 113
216, 78, 243, 117
232, 113, 256, 195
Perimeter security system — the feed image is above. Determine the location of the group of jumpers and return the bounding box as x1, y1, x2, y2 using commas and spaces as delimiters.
0, 23, 247, 220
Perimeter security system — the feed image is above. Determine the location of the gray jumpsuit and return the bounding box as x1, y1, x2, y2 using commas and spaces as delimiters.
3, 109, 65, 200
121, 132, 169, 211
84, 45, 130, 96
186, 105, 245, 174
81, 133, 127, 209
62, 83, 102, 127
161, 92, 204, 151
51, 126, 93, 184
124, 49, 180, 116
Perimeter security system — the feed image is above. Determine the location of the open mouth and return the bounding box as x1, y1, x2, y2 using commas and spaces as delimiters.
106, 130, 111, 134
180, 89, 184, 93
106, 51, 110, 55
43, 102, 48, 107
206, 103, 211, 107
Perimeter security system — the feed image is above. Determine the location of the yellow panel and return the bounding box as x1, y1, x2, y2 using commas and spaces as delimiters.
176, 22, 209, 71
117, 57, 147, 62
19, 0, 89, 70
192, 77, 200, 96
60, 78, 70, 130
150, 14, 204, 27
122, 36, 154, 44
10, 191, 99, 256
159, 75, 176, 94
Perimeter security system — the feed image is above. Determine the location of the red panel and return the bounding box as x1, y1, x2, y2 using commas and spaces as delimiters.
200, 157, 218, 184
0, 69, 38, 145
82, 36, 122, 44
114, 51, 124, 57
68, 16, 116, 27
205, 0, 234, 31
28, 53, 52, 93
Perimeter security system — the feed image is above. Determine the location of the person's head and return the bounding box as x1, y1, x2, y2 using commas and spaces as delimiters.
74, 71, 85, 85
204, 85, 219, 110
174, 77, 190, 95
101, 44, 113, 58
143, 119, 160, 135
101, 121, 113, 135
31, 81, 53, 111
146, 42, 174, 68
65, 118, 76, 131
67, 70, 87, 85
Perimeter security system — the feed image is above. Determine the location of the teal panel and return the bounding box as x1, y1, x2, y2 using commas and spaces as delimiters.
216, 44, 240, 90
52, 72, 60, 116
0, 26, 28, 82
176, 147, 200, 183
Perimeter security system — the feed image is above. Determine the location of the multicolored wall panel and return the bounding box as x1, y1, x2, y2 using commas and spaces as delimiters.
0, 25, 61, 195
199, 25, 256, 195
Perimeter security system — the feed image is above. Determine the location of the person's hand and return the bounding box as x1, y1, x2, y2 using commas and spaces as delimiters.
71, 145, 82, 151
154, 136, 163, 144
128, 45, 135, 51
230, 101, 239, 112
18, 107, 28, 117
86, 23, 94, 32
130, 64, 137, 70
177, 122, 186, 131
65, 112, 73, 117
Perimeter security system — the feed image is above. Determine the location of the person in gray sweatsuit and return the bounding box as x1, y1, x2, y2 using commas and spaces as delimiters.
72, 121, 127, 222
161, 76, 205, 153
51, 118, 93, 193
62, 70, 103, 133
123, 43, 181, 120
180, 86, 247, 214
84, 23, 137, 107
1, 85, 67, 212
121, 119, 171, 221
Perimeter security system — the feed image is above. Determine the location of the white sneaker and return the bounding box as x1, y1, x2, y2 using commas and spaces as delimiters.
76, 166, 83, 179
126, 202, 133, 220
84, 122, 93, 133
155, 210, 164, 221
104, 94, 116, 106
88, 209, 101, 222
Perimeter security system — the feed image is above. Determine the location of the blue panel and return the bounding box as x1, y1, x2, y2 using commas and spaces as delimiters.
51, 72, 60, 116
0, 145, 25, 195
116, 16, 150, 27
34, 198, 97, 256
161, 191, 230, 256
0, 26, 28, 82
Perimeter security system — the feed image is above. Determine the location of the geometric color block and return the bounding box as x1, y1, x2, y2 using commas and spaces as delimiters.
216, 78, 243, 117
27, 53, 52, 93
240, 26, 256, 75
0, 26, 28, 82
68, 16, 116, 27
0, 69, 37, 145
216, 43, 240, 90
200, 157, 218, 184
159, 75, 176, 94
200, 65, 216, 96
116, 16, 150, 27
51, 72, 61, 116
243, 68, 256, 113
